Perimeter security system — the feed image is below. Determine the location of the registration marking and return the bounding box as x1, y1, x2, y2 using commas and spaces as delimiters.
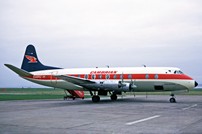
126, 115, 160, 125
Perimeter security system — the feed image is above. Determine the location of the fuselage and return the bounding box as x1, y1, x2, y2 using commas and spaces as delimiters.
23, 67, 195, 92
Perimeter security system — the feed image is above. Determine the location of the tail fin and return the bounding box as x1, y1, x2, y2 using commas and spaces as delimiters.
21, 45, 61, 72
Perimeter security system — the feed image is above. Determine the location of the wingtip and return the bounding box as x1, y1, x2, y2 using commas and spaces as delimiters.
4, 64, 11, 67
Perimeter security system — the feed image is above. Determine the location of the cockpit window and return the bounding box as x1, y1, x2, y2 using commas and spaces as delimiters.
174, 70, 183, 74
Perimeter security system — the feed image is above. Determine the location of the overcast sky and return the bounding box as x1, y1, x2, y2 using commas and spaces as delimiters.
0, 0, 202, 88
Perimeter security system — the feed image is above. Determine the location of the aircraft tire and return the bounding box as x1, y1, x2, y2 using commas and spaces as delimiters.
92, 95, 100, 102
110, 94, 117, 101
169, 98, 176, 103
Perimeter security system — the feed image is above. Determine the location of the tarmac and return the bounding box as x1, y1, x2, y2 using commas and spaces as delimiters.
0, 95, 202, 134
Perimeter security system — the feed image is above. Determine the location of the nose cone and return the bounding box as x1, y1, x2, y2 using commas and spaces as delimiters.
195, 81, 198, 87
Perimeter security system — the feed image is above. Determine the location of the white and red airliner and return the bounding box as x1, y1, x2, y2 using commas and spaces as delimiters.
5, 45, 198, 103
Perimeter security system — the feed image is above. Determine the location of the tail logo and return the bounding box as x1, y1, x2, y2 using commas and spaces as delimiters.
25, 55, 38, 63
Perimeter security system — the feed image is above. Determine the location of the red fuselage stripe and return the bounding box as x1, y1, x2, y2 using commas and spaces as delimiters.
25, 74, 193, 80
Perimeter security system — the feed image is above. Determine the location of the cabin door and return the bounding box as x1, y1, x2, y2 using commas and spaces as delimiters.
51, 71, 58, 87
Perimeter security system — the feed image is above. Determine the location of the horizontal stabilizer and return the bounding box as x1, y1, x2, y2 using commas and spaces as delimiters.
4, 64, 33, 77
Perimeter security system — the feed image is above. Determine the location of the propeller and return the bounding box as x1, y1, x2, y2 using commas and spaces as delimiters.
129, 79, 137, 91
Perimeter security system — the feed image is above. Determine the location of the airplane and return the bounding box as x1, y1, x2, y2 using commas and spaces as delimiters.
5, 45, 198, 103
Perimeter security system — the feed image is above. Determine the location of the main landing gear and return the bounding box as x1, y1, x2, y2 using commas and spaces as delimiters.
110, 93, 117, 101
89, 91, 100, 103
169, 93, 176, 103
90, 91, 118, 103
92, 95, 100, 102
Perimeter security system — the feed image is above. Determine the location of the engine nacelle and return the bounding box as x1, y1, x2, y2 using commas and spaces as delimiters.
118, 82, 131, 92
83, 80, 136, 92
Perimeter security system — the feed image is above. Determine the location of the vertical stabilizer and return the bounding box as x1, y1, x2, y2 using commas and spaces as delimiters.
21, 45, 61, 72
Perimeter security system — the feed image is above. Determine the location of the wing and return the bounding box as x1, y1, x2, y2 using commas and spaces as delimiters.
55, 75, 96, 86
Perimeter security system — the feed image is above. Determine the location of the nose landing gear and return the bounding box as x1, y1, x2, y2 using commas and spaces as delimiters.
169, 93, 176, 103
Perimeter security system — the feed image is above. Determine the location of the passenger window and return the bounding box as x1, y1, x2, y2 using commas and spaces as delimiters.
106, 74, 110, 79
154, 74, 158, 79
145, 74, 149, 79
99, 74, 102, 79
128, 74, 132, 79
84, 74, 88, 79
113, 74, 117, 79
78, 75, 80, 78
92, 74, 96, 79
120, 74, 123, 79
